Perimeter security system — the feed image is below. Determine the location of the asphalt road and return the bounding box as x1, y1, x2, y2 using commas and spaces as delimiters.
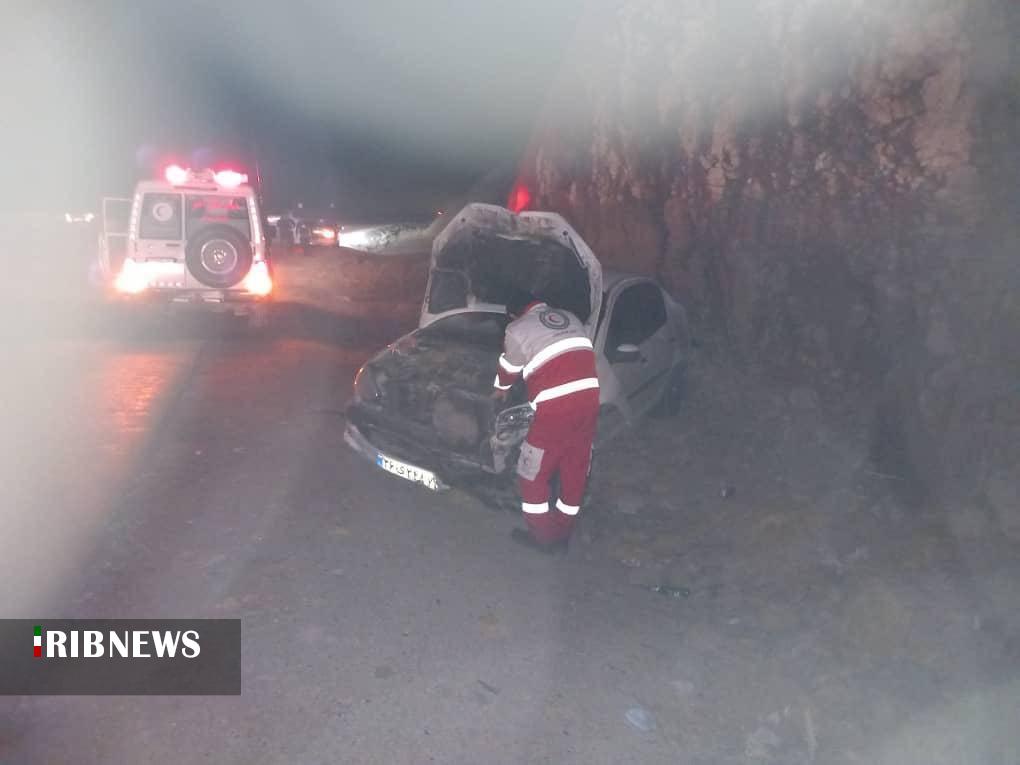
1, 250, 690, 764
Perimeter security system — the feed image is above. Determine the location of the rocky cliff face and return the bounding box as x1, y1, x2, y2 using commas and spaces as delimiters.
525, 0, 1019, 509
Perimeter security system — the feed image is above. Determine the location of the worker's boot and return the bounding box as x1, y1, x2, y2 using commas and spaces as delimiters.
511, 527, 568, 555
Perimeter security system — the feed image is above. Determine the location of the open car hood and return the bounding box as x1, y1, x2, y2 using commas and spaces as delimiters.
420, 204, 602, 337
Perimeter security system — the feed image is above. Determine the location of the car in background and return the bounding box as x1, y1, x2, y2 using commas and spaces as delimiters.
100, 165, 273, 328
344, 203, 690, 494
336, 221, 434, 254
296, 218, 339, 247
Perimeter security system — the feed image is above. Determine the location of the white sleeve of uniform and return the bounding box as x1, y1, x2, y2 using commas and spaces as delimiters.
494, 325, 527, 390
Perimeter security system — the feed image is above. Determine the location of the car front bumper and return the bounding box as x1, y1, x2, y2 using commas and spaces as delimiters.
344, 398, 522, 485
343, 421, 451, 491
110, 288, 270, 309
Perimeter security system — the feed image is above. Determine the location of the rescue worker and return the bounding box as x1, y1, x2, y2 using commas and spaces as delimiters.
493, 289, 600, 553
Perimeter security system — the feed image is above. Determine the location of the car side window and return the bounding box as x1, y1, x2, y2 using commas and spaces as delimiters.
138, 193, 182, 240
606, 283, 667, 350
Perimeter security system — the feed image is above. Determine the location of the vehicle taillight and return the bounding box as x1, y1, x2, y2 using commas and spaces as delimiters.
214, 170, 248, 188
244, 261, 272, 296
165, 165, 189, 185
508, 182, 532, 213
114, 258, 147, 294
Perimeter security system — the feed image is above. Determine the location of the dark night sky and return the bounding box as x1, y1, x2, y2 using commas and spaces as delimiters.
3, 0, 590, 217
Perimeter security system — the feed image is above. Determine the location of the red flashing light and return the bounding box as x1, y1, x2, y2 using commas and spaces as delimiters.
164, 166, 248, 187
508, 182, 532, 214
165, 165, 189, 185
214, 170, 248, 188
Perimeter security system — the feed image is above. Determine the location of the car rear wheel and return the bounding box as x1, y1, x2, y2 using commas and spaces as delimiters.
185, 225, 253, 288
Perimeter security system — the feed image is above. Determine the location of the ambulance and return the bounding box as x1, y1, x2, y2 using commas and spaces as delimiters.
100, 166, 273, 327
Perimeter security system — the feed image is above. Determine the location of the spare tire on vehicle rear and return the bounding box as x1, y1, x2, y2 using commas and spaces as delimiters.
185, 224, 253, 288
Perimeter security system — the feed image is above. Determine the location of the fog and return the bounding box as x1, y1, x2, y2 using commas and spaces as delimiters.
1, 2, 1017, 762
2, 0, 594, 213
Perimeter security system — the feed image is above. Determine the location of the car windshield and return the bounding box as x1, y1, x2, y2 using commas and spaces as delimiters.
418, 311, 509, 348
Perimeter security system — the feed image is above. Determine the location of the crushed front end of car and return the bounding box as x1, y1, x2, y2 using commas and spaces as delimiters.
344, 312, 535, 490
343, 203, 599, 493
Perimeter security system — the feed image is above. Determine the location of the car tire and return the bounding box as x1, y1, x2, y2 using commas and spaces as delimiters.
185, 225, 253, 289
462, 476, 518, 512
227, 303, 271, 337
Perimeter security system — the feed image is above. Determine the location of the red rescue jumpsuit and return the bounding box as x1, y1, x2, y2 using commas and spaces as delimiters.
495, 302, 600, 544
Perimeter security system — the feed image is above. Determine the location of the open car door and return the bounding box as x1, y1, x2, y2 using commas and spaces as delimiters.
97, 196, 131, 283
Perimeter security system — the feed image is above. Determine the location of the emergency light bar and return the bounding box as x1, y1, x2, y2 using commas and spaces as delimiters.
213, 170, 248, 188
163, 165, 249, 188
165, 165, 190, 185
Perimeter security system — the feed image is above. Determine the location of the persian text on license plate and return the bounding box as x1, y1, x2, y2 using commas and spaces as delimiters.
376, 454, 440, 491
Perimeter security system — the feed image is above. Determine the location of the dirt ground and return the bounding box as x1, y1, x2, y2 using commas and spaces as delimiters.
575, 342, 1020, 764
7, 236, 1017, 763
292, 243, 1020, 762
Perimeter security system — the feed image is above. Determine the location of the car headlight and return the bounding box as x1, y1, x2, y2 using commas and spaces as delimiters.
494, 403, 534, 442
337, 229, 373, 248
353, 366, 381, 403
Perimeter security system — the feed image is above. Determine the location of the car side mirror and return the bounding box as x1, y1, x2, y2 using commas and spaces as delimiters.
611, 343, 641, 363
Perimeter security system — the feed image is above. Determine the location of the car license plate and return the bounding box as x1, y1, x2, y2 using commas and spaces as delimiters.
376, 454, 440, 491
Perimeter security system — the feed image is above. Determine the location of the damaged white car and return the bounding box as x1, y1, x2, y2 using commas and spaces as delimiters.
344, 203, 690, 494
